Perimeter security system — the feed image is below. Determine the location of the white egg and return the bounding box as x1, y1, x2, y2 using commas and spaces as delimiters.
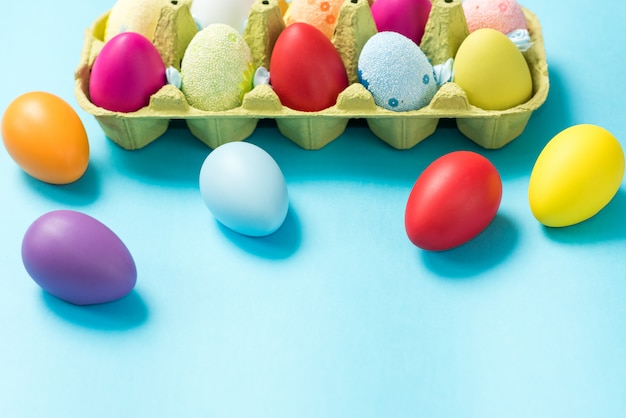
191, 0, 257, 32
199, 141, 289, 237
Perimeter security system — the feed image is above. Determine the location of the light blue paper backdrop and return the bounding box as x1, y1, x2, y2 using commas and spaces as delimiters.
1, 1, 625, 417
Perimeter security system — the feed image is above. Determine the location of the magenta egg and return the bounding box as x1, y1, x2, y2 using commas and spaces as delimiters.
89, 32, 166, 112
371, 0, 432, 45
22, 210, 137, 305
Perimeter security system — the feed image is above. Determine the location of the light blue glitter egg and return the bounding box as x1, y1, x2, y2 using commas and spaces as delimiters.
358, 32, 438, 112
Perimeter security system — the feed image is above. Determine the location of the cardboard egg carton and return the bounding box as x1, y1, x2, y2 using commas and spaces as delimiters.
74, 0, 549, 150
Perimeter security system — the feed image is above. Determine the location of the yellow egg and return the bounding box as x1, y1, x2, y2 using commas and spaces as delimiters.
528, 124, 625, 227
278, 0, 289, 15
453, 28, 532, 110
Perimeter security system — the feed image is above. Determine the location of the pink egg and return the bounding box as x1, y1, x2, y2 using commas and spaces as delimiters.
370, 0, 432, 45
462, 0, 527, 34
89, 32, 166, 113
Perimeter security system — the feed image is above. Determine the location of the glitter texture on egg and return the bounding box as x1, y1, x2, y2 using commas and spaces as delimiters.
462, 0, 527, 34
104, 0, 197, 69
181, 24, 255, 111
75, 0, 549, 151
284, 0, 344, 39
358, 31, 437, 112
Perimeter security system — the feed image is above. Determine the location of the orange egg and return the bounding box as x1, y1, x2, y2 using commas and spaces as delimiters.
1, 92, 89, 184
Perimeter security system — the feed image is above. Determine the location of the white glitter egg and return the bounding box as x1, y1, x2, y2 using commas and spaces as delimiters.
358, 31, 437, 112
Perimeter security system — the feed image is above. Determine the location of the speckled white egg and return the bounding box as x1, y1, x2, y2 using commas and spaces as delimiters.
199, 141, 289, 237
358, 31, 437, 111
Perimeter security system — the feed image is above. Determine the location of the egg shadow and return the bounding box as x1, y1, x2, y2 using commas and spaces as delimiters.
42, 289, 149, 331
247, 121, 440, 189
542, 188, 626, 244
21, 163, 101, 206
216, 206, 302, 260
421, 213, 520, 279
486, 65, 576, 181
106, 122, 210, 187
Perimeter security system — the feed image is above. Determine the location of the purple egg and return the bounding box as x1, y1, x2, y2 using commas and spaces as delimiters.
89, 32, 166, 113
22, 210, 137, 305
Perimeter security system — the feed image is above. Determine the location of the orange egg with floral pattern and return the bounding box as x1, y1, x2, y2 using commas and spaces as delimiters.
284, 0, 344, 39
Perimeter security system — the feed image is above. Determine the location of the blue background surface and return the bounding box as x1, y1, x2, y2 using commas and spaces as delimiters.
2, 1, 626, 417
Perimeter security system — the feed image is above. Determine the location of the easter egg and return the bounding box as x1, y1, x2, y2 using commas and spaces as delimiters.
181, 24, 254, 111
284, 0, 344, 39
453, 28, 532, 110
358, 31, 437, 111
191, 0, 256, 32
22, 210, 137, 305
270, 22, 349, 112
370, 0, 432, 45
90, 32, 166, 113
278, 0, 289, 15
104, 0, 197, 69
1, 92, 89, 184
199, 142, 289, 237
529, 124, 625, 227
405, 151, 502, 251
106, 0, 180, 41
462, 0, 527, 34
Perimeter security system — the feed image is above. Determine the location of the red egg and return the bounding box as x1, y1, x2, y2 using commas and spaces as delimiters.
89, 32, 166, 113
405, 151, 502, 251
269, 22, 349, 112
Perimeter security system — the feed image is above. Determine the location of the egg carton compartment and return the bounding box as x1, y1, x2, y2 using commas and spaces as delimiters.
74, 0, 549, 150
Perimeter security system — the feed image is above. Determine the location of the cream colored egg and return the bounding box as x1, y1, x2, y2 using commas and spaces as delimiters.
105, 0, 163, 41
453, 28, 532, 110
181, 24, 255, 111
104, 0, 197, 69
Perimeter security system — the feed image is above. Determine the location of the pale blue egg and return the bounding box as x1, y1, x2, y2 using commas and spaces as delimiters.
199, 142, 289, 237
358, 31, 437, 112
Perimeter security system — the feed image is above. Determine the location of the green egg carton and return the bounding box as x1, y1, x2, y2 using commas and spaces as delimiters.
74, 0, 549, 150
